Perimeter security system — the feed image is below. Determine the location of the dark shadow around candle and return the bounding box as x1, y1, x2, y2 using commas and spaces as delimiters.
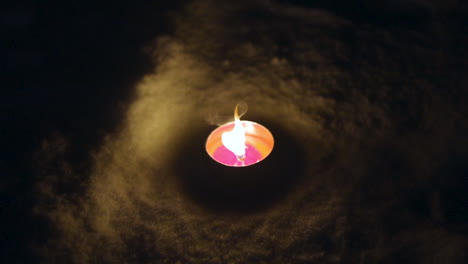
169, 119, 307, 213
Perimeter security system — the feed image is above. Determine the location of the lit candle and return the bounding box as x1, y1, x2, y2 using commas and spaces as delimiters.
205, 105, 274, 167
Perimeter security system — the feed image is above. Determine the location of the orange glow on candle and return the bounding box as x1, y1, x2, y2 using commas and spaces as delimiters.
206, 106, 274, 167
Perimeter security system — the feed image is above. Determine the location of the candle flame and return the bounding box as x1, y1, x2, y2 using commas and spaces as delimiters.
222, 104, 246, 161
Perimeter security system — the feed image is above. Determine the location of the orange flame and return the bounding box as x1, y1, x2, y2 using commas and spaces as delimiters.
221, 105, 246, 161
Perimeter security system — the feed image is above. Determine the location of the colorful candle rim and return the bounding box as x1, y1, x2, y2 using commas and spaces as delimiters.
206, 120, 274, 167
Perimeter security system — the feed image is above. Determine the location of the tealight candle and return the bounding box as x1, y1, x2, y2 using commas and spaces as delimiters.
205, 105, 274, 167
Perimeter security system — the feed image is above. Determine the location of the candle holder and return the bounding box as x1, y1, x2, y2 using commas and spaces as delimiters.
206, 120, 274, 167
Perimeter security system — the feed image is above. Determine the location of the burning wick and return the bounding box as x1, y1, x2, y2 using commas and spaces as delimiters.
205, 104, 274, 167
222, 105, 247, 163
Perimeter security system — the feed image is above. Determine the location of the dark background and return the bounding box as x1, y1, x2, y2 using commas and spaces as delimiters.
2, 0, 467, 263
3, 1, 185, 262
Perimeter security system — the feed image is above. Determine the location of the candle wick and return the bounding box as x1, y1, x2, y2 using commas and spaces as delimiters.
234, 154, 246, 167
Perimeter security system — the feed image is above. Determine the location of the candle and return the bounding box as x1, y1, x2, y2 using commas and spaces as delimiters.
205, 105, 274, 167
